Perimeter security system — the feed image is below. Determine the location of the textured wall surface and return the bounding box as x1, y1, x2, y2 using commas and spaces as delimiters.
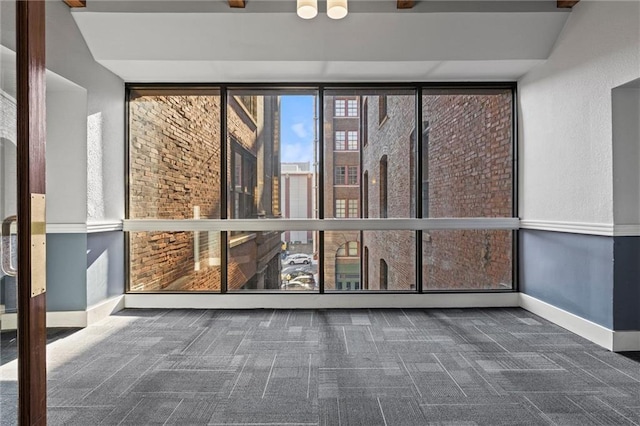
518, 1, 640, 225
129, 94, 222, 291
612, 85, 640, 227
128, 93, 281, 291
422, 92, 513, 289
47, 0, 126, 222
358, 92, 512, 290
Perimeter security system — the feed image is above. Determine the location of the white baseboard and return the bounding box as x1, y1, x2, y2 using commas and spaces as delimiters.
519, 293, 640, 352
612, 330, 640, 352
86, 295, 125, 325
0, 296, 124, 330
124, 292, 520, 310
2, 293, 637, 352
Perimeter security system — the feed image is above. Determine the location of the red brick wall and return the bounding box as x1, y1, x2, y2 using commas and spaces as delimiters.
361, 91, 513, 290
422, 92, 513, 289
129, 92, 282, 292
361, 94, 416, 290
129, 94, 222, 291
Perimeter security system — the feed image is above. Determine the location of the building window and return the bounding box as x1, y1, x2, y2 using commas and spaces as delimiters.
348, 241, 358, 256
379, 95, 387, 124
231, 140, 257, 220
380, 259, 388, 290
362, 98, 368, 147
348, 199, 358, 217
364, 246, 369, 289
422, 123, 429, 218
335, 199, 346, 218
380, 155, 388, 218
347, 131, 358, 150
335, 166, 346, 185
347, 99, 358, 117
335, 131, 346, 150
239, 96, 258, 121
363, 171, 368, 218
335, 99, 346, 117
347, 166, 358, 185
337, 241, 358, 257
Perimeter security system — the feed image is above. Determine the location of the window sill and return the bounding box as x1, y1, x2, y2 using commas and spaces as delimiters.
229, 232, 257, 248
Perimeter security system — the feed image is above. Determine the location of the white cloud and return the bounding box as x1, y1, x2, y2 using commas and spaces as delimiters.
291, 122, 308, 139
281, 142, 312, 163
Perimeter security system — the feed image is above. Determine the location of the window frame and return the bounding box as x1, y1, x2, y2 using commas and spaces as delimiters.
125, 82, 518, 296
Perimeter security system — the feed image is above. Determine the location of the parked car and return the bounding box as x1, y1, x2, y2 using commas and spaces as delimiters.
280, 275, 316, 291
282, 253, 312, 265
281, 268, 314, 282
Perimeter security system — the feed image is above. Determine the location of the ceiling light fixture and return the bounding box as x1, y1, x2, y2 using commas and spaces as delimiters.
327, 0, 348, 19
297, 0, 318, 19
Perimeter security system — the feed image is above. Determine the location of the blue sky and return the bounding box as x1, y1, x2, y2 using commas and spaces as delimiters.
280, 96, 315, 164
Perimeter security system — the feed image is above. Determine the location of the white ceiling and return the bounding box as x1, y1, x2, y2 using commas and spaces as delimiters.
71, 2, 571, 82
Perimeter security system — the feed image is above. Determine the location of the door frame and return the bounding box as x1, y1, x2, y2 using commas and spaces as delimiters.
16, 0, 47, 424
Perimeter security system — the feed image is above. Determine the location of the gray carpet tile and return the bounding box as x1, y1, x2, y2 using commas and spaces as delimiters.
1, 308, 640, 425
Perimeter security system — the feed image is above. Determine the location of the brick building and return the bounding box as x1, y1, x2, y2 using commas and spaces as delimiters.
361, 92, 417, 290
323, 95, 362, 290
128, 92, 282, 291
360, 91, 513, 290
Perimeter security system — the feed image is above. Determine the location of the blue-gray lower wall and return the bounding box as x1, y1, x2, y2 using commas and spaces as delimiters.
87, 231, 124, 307
613, 236, 640, 330
4, 232, 126, 314
519, 230, 614, 329
1, 275, 17, 312
47, 233, 88, 311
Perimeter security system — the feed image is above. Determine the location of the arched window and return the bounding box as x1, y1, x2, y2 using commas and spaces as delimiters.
335, 241, 360, 290
379, 155, 388, 218
364, 246, 369, 289
380, 259, 388, 290
363, 170, 369, 219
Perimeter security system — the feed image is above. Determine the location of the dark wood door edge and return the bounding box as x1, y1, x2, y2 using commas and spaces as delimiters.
16, 1, 47, 424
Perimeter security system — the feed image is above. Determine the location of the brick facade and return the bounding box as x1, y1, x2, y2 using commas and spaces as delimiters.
359, 91, 513, 290
128, 89, 512, 292
422, 92, 513, 289
129, 92, 281, 291
323, 96, 361, 290
129, 93, 222, 291
361, 94, 416, 290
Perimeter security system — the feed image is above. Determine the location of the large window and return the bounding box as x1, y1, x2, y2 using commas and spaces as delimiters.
128, 89, 222, 291
127, 85, 515, 294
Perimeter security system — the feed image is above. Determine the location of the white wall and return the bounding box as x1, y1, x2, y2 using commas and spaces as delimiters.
612, 84, 640, 227
46, 87, 88, 224
46, 1, 124, 223
518, 1, 640, 226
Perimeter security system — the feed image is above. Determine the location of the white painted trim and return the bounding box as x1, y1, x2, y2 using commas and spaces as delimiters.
519, 293, 640, 352
124, 292, 519, 310
87, 221, 123, 233
46, 223, 87, 234
123, 218, 520, 233
1, 311, 87, 330
0, 296, 124, 330
86, 295, 125, 325
613, 224, 640, 237
520, 220, 615, 236
46, 221, 123, 234
612, 331, 640, 352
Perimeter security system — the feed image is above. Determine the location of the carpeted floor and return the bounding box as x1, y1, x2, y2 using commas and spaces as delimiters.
2, 308, 640, 425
